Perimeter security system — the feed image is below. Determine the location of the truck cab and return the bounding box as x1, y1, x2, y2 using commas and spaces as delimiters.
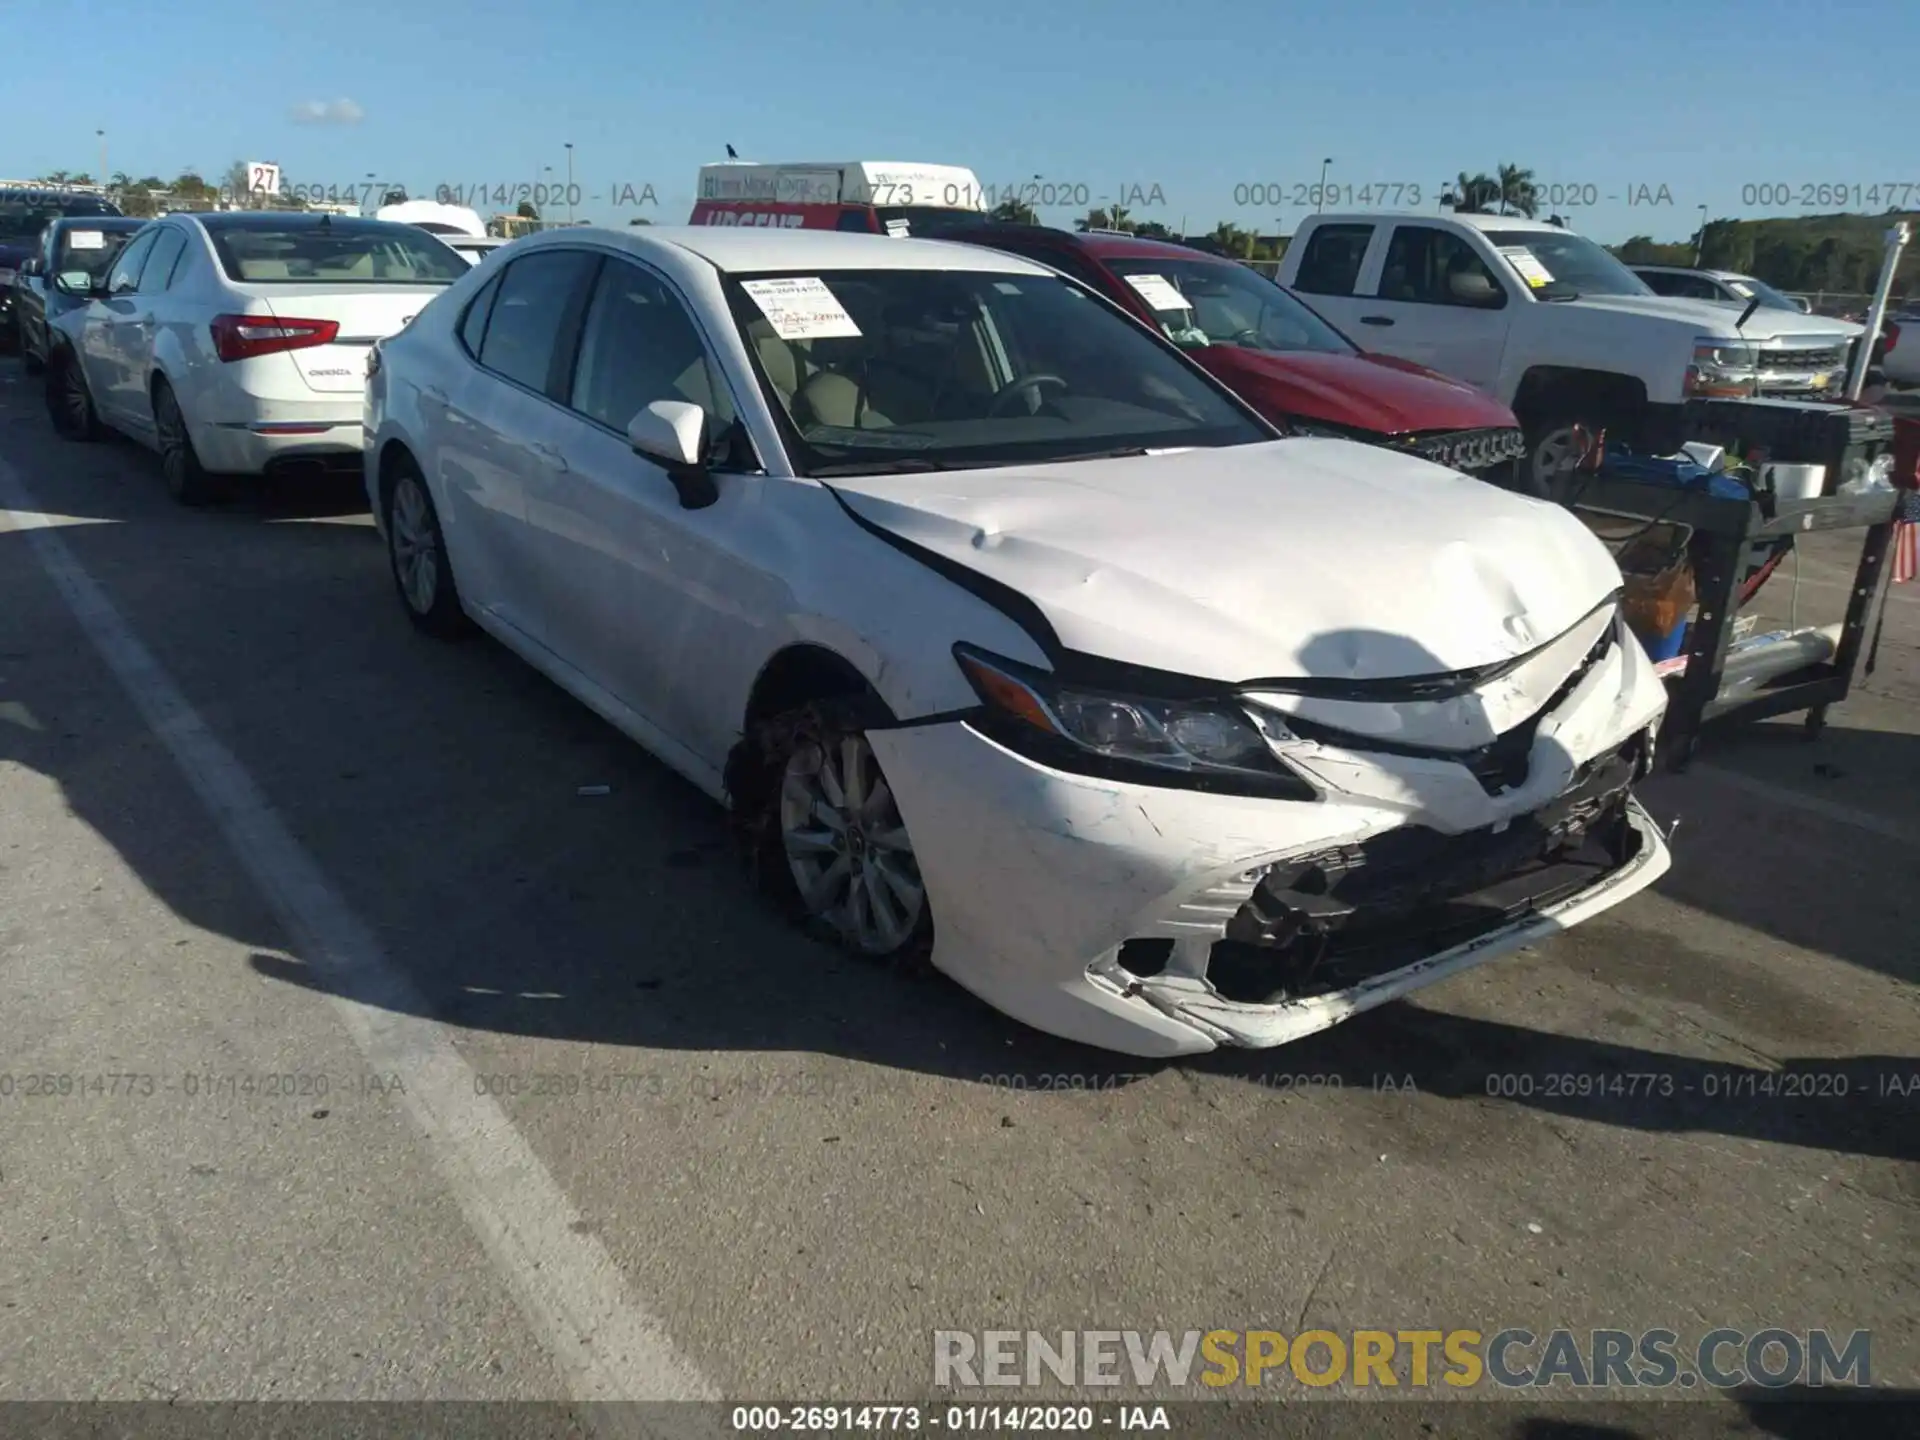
1279, 212, 1864, 492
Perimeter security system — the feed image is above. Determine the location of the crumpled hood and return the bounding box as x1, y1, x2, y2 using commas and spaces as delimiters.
828, 439, 1624, 683
1569, 292, 1863, 341
1191, 346, 1517, 436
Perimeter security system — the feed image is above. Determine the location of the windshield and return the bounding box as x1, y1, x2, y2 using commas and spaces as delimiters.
1104, 256, 1354, 356
725, 267, 1271, 474
205, 220, 470, 285
1483, 229, 1654, 298
1726, 275, 1801, 311
55, 224, 142, 278
875, 207, 993, 237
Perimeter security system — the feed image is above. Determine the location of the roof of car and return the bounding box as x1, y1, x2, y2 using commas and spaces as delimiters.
1316, 211, 1565, 233
188, 210, 423, 233
1632, 264, 1749, 280
51, 215, 146, 230
515, 224, 1054, 275
923, 221, 1233, 266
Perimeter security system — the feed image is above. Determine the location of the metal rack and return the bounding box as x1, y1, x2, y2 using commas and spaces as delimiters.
1568, 475, 1898, 771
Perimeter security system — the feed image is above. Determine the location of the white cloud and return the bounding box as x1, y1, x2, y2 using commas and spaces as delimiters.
289, 98, 366, 126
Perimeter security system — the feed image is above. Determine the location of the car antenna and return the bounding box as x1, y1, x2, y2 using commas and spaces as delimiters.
1734, 294, 1761, 333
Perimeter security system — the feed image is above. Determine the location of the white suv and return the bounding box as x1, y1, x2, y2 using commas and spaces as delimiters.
364, 225, 1672, 1057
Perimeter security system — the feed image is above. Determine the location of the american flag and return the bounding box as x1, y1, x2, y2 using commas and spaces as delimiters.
1896, 489, 1920, 585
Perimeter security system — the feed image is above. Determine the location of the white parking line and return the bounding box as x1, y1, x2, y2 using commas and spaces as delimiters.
1690, 761, 1920, 849
0, 461, 717, 1418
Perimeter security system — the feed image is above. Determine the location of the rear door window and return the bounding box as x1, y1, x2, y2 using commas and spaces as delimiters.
137, 229, 188, 293
1291, 223, 1374, 296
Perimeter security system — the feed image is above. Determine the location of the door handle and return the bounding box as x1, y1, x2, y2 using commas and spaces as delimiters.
528, 442, 570, 474
1360, 315, 1395, 326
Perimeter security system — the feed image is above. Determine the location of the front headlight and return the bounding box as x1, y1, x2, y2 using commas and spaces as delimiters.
954, 644, 1318, 800
1686, 337, 1760, 397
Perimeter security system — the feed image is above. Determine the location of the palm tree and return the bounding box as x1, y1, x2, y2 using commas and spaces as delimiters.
1496, 162, 1539, 218
1451, 171, 1500, 214
1106, 204, 1135, 232
1075, 207, 1111, 232
988, 197, 1037, 225
41, 169, 72, 184
1209, 220, 1255, 258
109, 170, 132, 192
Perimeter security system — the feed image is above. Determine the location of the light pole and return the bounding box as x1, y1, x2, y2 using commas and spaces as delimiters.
97, 129, 106, 189
1316, 157, 1332, 212
1693, 203, 1710, 265
564, 142, 574, 224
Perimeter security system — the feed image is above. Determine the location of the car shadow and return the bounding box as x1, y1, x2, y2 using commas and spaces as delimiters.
1, 431, 1913, 1171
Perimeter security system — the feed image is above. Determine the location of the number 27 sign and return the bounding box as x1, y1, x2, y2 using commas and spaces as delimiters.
247, 163, 282, 195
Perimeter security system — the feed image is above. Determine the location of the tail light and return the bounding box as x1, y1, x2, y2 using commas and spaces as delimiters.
210, 313, 340, 363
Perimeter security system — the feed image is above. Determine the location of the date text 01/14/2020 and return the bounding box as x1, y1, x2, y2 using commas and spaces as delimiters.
727, 1404, 1171, 1432
433, 182, 660, 210
0, 1072, 405, 1099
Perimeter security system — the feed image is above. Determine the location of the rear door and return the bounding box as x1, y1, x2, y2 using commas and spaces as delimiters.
1283, 221, 1379, 339
106, 224, 189, 434
1351, 221, 1514, 389
459, 246, 603, 646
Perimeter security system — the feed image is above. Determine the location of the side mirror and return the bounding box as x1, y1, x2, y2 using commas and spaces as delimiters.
627, 399, 719, 509
54, 270, 98, 296
19, 257, 42, 277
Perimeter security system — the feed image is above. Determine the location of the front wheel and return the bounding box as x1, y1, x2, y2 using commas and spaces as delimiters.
1520, 415, 1590, 502
745, 702, 932, 967
384, 460, 471, 639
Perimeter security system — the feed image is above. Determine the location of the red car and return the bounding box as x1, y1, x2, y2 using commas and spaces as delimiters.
941, 225, 1528, 485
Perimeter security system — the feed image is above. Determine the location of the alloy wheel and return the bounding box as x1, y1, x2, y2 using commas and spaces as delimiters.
389, 473, 440, 615
778, 732, 924, 954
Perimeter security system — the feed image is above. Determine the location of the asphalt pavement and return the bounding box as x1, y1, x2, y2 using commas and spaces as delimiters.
0, 357, 1914, 1439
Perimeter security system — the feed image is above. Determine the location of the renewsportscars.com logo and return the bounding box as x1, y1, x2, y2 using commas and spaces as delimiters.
932, 1328, 1874, 1392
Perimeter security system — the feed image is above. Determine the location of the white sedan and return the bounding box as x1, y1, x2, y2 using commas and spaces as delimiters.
364, 225, 1673, 1057
43, 211, 469, 503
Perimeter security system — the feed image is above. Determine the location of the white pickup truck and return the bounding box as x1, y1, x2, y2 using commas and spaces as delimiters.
1278, 212, 1864, 492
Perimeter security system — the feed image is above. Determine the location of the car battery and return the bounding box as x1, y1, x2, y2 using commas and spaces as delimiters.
1682, 397, 1895, 493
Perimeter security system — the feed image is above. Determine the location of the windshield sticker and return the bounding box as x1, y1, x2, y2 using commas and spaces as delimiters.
1497, 246, 1554, 288
67, 230, 107, 250
740, 277, 863, 340
1727, 280, 1755, 298
884, 218, 911, 238
1122, 273, 1193, 313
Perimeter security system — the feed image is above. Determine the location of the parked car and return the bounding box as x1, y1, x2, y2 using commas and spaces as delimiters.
942, 224, 1527, 482
363, 225, 1672, 1058
1278, 212, 1866, 492
0, 185, 123, 347
43, 211, 469, 504
1631, 265, 1810, 313
9, 215, 146, 373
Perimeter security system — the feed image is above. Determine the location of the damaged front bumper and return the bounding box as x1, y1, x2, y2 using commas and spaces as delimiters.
866, 611, 1672, 1059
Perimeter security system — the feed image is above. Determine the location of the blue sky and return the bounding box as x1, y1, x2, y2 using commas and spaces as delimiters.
27, 0, 1920, 242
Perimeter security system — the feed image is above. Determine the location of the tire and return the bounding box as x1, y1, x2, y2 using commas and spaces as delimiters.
383, 458, 471, 639
153, 379, 225, 506
22, 335, 45, 376
45, 348, 103, 441
734, 699, 933, 970
1519, 412, 1594, 504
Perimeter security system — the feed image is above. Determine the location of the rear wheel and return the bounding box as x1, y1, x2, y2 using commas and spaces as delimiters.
384, 458, 471, 639
22, 332, 45, 376
1520, 414, 1591, 502
153, 380, 224, 506
46, 349, 102, 441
